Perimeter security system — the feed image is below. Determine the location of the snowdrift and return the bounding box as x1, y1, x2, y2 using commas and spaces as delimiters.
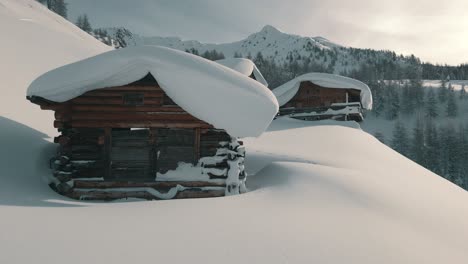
273, 72, 373, 109
215, 58, 269, 87
27, 46, 278, 137
0, 0, 111, 134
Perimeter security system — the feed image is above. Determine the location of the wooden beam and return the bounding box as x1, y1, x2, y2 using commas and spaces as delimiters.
73, 180, 225, 189
71, 97, 163, 105
96, 85, 163, 92
68, 188, 225, 200
104, 128, 112, 180
82, 91, 164, 98
70, 112, 199, 121
194, 128, 201, 162
71, 105, 185, 112
70, 120, 212, 129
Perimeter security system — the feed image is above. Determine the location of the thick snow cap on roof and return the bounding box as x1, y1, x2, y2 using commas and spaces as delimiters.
273, 73, 373, 110
27, 45, 279, 137
215, 58, 268, 87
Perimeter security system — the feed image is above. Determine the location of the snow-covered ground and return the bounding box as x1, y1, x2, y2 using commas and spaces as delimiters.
1, 1, 468, 263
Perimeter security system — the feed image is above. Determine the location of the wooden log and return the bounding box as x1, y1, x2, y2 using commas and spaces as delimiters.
70, 112, 199, 121
194, 128, 201, 161
73, 180, 225, 189
104, 128, 111, 180
82, 90, 164, 98
68, 188, 225, 200
71, 97, 165, 105
70, 120, 212, 129
54, 135, 71, 145
96, 85, 163, 92
53, 120, 66, 128
71, 105, 185, 112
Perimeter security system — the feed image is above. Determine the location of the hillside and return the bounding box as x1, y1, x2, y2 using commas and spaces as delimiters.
1, 1, 468, 263
0, 0, 111, 135
128, 25, 423, 81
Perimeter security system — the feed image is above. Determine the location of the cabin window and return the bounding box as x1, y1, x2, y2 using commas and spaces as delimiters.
123, 93, 144, 106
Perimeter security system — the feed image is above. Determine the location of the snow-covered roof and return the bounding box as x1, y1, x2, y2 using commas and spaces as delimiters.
27, 45, 279, 137
272, 73, 373, 110
215, 58, 268, 87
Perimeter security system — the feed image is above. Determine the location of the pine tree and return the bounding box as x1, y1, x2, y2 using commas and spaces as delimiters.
459, 85, 466, 100
391, 120, 410, 157
425, 88, 438, 118
76, 14, 92, 32
410, 118, 425, 164
445, 124, 459, 181
373, 131, 385, 144
38, 0, 68, 18
424, 119, 440, 174
438, 80, 448, 103
386, 84, 400, 120
446, 89, 458, 117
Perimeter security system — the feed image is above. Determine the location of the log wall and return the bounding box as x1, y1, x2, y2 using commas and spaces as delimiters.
29, 74, 245, 200
282, 81, 361, 108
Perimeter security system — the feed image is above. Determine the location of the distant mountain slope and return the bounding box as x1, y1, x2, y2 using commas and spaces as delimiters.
131, 25, 419, 78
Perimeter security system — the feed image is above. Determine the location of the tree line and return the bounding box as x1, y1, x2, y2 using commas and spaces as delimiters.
386, 119, 468, 189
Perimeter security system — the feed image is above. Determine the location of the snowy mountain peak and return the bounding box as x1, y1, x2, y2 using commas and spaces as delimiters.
259, 24, 283, 35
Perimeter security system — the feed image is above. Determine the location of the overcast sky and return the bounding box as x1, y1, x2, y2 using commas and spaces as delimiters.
67, 0, 468, 65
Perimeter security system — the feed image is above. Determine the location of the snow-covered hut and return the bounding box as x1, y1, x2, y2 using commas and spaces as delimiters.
215, 58, 268, 87
27, 46, 278, 200
273, 73, 372, 121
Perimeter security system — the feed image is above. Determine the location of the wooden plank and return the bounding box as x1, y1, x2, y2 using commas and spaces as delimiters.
70, 112, 199, 121
71, 105, 185, 112
83, 90, 164, 98
96, 85, 163, 92
104, 128, 111, 180
68, 188, 225, 200
71, 97, 164, 105
70, 120, 212, 129
194, 128, 201, 161
73, 180, 225, 189
54, 120, 65, 128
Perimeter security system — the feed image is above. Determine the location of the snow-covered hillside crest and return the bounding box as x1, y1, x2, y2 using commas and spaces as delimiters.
128, 25, 417, 76
0, 0, 111, 135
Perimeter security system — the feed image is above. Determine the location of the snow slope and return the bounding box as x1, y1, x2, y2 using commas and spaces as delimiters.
0, 0, 111, 135
1, 1, 468, 263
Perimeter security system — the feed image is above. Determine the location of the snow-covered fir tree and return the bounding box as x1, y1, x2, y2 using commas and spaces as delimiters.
391, 120, 410, 157
425, 88, 438, 118
446, 89, 458, 117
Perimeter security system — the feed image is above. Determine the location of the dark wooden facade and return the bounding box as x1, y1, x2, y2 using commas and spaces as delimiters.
28, 74, 246, 200
279, 81, 364, 121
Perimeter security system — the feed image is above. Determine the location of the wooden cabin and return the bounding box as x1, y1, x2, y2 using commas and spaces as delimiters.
273, 73, 372, 122
26, 46, 277, 201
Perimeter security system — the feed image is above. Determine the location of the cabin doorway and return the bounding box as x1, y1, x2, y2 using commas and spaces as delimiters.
108, 128, 197, 181
110, 128, 156, 181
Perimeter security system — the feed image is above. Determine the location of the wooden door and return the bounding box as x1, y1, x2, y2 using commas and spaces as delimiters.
156, 128, 195, 174
110, 129, 155, 181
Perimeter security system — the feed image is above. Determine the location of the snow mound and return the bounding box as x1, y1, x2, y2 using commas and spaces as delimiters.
215, 58, 268, 87
272, 73, 373, 110
27, 45, 279, 137
0, 0, 111, 135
